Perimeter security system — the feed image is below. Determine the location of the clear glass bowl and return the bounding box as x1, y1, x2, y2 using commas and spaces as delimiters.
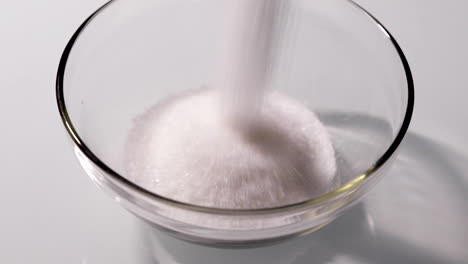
56, 0, 414, 247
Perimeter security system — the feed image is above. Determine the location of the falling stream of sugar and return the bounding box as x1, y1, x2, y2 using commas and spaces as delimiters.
125, 0, 337, 210
216, 0, 285, 127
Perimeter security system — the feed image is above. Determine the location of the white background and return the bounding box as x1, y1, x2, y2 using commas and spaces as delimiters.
0, 0, 467, 263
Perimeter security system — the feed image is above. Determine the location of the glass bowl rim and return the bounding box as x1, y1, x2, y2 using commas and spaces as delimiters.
56, 0, 414, 215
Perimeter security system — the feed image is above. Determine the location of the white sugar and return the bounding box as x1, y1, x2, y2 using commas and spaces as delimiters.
125, 89, 336, 209
125, 0, 336, 209
215, 0, 286, 127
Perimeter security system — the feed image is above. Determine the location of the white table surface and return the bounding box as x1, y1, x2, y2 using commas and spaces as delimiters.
1, 0, 467, 263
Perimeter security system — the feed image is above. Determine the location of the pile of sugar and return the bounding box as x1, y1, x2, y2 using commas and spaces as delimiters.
124, 0, 336, 210
125, 89, 336, 209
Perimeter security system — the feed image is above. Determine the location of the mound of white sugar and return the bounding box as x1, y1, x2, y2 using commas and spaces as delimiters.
125, 89, 336, 209
124, 0, 337, 211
